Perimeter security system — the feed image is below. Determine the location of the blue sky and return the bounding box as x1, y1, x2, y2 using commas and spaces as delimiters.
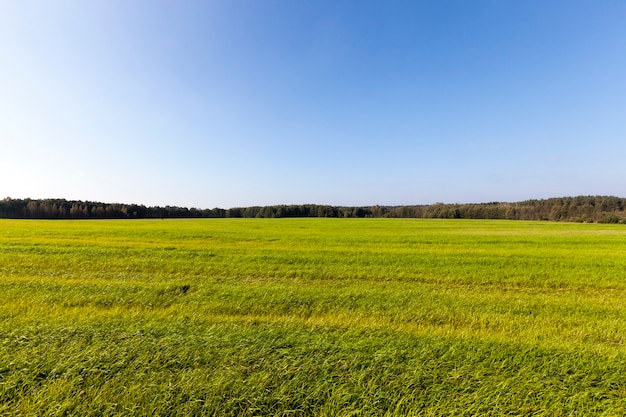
2, 1, 625, 208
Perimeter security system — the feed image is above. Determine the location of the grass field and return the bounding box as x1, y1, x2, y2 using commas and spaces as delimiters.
1, 218, 626, 416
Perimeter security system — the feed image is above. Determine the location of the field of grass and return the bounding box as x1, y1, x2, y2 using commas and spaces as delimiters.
1, 218, 626, 416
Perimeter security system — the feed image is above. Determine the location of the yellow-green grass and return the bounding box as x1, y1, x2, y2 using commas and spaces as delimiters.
1, 218, 626, 416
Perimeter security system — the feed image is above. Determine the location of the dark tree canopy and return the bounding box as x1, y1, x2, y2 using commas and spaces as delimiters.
1, 196, 625, 223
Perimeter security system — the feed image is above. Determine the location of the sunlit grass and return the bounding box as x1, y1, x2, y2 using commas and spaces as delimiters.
1, 219, 626, 415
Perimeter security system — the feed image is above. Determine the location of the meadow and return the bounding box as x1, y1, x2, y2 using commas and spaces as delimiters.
1, 218, 626, 416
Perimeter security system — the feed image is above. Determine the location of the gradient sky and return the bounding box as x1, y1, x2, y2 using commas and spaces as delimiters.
2, 1, 625, 208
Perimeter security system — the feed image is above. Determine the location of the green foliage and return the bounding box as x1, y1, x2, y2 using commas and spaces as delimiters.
2, 195, 626, 222
1, 219, 626, 415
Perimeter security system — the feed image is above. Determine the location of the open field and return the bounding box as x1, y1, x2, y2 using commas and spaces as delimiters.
1, 218, 626, 416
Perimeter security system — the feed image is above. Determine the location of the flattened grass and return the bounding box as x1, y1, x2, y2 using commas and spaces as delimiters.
1, 219, 626, 415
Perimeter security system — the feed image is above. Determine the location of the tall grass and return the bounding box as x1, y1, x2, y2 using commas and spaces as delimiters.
1, 219, 626, 415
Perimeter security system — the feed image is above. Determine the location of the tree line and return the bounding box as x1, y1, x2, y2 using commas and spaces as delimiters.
1, 196, 625, 223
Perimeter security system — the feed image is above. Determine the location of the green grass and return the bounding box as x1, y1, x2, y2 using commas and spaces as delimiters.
1, 218, 626, 416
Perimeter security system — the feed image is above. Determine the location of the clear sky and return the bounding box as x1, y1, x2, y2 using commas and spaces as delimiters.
2, 1, 625, 208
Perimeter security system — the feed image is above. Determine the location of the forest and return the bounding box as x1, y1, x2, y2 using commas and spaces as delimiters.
1, 196, 625, 223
